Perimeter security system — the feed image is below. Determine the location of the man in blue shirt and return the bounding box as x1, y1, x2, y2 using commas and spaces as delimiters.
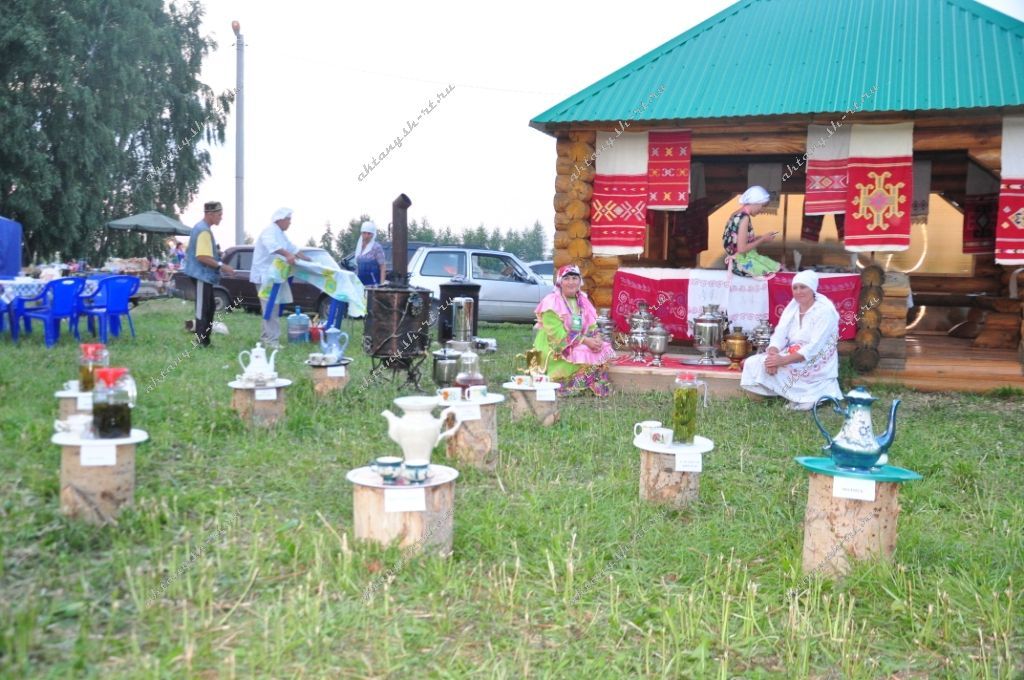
183, 201, 235, 347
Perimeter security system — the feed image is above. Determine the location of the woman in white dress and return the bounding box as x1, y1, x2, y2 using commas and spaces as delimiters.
741, 270, 842, 410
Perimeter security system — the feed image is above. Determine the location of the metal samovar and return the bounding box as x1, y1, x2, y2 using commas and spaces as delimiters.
685, 304, 730, 366
595, 307, 614, 345
627, 301, 655, 362
721, 325, 751, 371
647, 323, 670, 367
748, 320, 773, 354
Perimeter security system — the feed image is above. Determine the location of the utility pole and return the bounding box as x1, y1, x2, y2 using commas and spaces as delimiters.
232, 20, 245, 246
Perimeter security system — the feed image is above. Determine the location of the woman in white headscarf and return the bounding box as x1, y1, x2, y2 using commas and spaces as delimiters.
723, 185, 782, 278
740, 270, 842, 410
353, 220, 387, 286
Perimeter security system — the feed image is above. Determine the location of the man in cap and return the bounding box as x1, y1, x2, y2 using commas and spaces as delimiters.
183, 201, 235, 347
250, 207, 311, 348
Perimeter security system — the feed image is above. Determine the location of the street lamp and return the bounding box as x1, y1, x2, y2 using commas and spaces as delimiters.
232, 20, 244, 246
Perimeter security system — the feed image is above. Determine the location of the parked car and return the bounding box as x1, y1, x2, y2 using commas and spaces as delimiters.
340, 241, 434, 273
171, 246, 346, 319
407, 246, 553, 322
526, 260, 554, 286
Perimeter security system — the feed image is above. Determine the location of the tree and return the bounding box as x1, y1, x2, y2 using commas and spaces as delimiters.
0, 0, 233, 263
319, 221, 335, 259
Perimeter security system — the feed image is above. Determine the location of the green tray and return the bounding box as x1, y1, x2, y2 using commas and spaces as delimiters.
794, 456, 922, 483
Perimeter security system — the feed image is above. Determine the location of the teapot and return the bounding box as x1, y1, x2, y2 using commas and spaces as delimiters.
319, 327, 350, 362
514, 348, 549, 375
381, 396, 461, 464
813, 386, 900, 470
238, 342, 278, 381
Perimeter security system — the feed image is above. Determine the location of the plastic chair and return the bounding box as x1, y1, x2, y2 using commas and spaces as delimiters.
10, 277, 86, 347
76, 275, 140, 343
0, 298, 8, 337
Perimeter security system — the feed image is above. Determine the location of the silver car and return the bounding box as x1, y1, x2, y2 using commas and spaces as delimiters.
408, 247, 553, 322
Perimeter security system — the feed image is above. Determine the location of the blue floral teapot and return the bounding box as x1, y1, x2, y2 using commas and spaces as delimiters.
813, 386, 900, 470
319, 327, 349, 362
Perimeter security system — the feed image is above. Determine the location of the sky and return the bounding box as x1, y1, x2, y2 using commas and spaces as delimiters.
181, 0, 1024, 253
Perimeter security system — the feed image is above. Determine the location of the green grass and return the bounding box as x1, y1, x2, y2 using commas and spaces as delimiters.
0, 298, 1022, 678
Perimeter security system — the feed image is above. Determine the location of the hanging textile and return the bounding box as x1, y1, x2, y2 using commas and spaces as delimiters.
801, 214, 825, 242
647, 130, 692, 210
911, 160, 932, 224
748, 163, 782, 214
996, 115, 1024, 265
963, 162, 1000, 255
844, 123, 913, 252
591, 132, 648, 256
804, 124, 851, 215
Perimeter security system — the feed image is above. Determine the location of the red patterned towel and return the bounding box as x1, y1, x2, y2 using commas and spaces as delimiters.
647, 131, 691, 209
768, 272, 861, 341
611, 269, 689, 339
591, 175, 648, 255
996, 116, 1024, 265
963, 194, 999, 254
804, 124, 850, 215
844, 123, 913, 252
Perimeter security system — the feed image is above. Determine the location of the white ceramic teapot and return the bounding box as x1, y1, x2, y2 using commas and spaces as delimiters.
381, 396, 461, 464
238, 342, 278, 382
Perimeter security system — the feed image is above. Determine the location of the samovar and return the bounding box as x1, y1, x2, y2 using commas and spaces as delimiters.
748, 320, 773, 354
647, 323, 670, 367
721, 326, 750, 371
627, 301, 655, 362
595, 308, 614, 345
686, 304, 730, 365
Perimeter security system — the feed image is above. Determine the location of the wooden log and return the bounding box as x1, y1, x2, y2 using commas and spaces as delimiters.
859, 285, 884, 311
569, 182, 594, 202
569, 130, 596, 144
974, 257, 1000, 276
553, 232, 571, 250
60, 443, 135, 525
554, 248, 572, 269
566, 199, 589, 221
352, 478, 455, 556
860, 265, 885, 287
983, 312, 1023, 329
852, 346, 880, 373
584, 276, 596, 291
310, 365, 350, 396
567, 220, 591, 239
231, 385, 288, 427
882, 273, 911, 297
877, 337, 908, 358
507, 389, 559, 427
564, 141, 595, 163
553, 193, 570, 212
592, 256, 621, 269
975, 298, 1024, 314
555, 138, 572, 158
999, 269, 1024, 287
860, 307, 882, 329
972, 329, 1019, 349
855, 327, 881, 348
592, 268, 617, 288
837, 340, 857, 355
590, 287, 614, 308
879, 298, 909, 318
554, 211, 570, 228
444, 404, 499, 472
801, 472, 901, 578
577, 260, 594, 279
556, 157, 574, 175
568, 238, 592, 259
638, 449, 700, 508
555, 175, 571, 193
911, 275, 1001, 295
879, 319, 907, 338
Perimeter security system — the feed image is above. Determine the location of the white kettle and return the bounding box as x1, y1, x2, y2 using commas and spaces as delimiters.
238, 342, 278, 381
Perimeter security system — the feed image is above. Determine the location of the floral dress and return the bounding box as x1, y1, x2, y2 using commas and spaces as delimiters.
532, 294, 615, 397
722, 211, 781, 278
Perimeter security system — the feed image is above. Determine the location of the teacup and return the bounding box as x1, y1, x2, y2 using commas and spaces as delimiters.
466, 385, 488, 400
63, 380, 80, 392
633, 420, 662, 440
370, 456, 403, 482
511, 374, 533, 387
531, 373, 550, 384
650, 427, 674, 445
404, 459, 430, 483
54, 414, 93, 436
436, 387, 463, 402
308, 352, 325, 365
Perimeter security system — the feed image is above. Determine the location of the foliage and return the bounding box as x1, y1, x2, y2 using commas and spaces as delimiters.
0, 301, 1021, 677
0, 0, 233, 264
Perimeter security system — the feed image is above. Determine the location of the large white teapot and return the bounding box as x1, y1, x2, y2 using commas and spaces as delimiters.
238, 342, 278, 382
381, 396, 460, 464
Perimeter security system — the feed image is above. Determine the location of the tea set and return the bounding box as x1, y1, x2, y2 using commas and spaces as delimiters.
306, 328, 350, 367
436, 384, 489, 404
237, 342, 279, 385
633, 420, 673, 445
369, 455, 432, 483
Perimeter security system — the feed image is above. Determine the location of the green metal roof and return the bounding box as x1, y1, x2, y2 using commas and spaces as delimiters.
531, 0, 1024, 131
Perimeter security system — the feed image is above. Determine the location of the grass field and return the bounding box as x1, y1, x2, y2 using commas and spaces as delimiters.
1, 298, 1021, 679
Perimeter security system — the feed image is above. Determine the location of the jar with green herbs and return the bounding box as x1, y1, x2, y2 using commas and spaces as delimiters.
672, 373, 706, 444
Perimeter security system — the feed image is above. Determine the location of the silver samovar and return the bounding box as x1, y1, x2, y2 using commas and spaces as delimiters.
748, 320, 774, 354
646, 323, 670, 367
627, 301, 655, 362
684, 304, 731, 366
595, 308, 614, 345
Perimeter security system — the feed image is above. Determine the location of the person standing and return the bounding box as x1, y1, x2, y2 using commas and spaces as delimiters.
250, 207, 311, 347
353, 220, 387, 285
183, 201, 234, 347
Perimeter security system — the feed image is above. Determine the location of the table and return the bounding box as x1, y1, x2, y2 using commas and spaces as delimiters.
502, 382, 561, 427
306, 359, 352, 395
0, 277, 99, 303
795, 456, 922, 578
611, 268, 861, 341
228, 378, 293, 426
635, 435, 713, 508
441, 393, 506, 472
52, 428, 148, 525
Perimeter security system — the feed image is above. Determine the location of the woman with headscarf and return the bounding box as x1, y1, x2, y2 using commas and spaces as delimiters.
354, 220, 387, 286
723, 185, 782, 278
531, 264, 616, 397
740, 270, 842, 410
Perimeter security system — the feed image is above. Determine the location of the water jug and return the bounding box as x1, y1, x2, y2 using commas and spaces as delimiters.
287, 307, 311, 343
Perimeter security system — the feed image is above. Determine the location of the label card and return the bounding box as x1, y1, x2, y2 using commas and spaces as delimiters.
81, 443, 117, 467
453, 403, 481, 422
76, 393, 93, 411
674, 451, 703, 472
384, 487, 426, 513
254, 388, 277, 401
535, 387, 556, 402
832, 477, 876, 501
326, 365, 347, 378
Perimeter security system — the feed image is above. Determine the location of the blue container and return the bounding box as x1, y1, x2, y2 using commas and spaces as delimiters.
287, 307, 311, 343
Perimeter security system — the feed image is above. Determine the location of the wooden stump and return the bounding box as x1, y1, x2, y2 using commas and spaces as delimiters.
230, 381, 291, 427
58, 435, 144, 525
310, 365, 350, 396
638, 449, 700, 508
507, 389, 559, 426
801, 472, 900, 578
444, 402, 499, 472
348, 466, 458, 556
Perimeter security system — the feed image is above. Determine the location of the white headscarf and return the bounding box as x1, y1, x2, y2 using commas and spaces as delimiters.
272, 207, 293, 223
355, 220, 377, 258
739, 186, 771, 205
792, 269, 819, 292
774, 270, 838, 344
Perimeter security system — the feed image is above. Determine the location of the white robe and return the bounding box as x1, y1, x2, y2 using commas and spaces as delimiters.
741, 296, 842, 406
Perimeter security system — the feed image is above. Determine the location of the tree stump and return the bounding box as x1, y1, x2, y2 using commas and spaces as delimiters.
310, 364, 350, 396
229, 380, 292, 427
346, 465, 459, 556
638, 450, 700, 508
801, 471, 901, 578
444, 398, 502, 472
54, 429, 148, 526
507, 388, 559, 426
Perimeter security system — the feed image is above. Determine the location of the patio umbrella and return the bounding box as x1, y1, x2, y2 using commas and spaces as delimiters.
107, 211, 191, 236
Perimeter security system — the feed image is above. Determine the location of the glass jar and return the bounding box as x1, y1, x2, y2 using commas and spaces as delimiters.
672, 373, 707, 444
78, 343, 109, 392
453, 348, 486, 394
93, 367, 136, 438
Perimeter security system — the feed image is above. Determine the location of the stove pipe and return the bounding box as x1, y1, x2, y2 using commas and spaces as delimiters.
388, 193, 412, 286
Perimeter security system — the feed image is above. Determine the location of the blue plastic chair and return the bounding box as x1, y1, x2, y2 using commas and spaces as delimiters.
0, 298, 8, 337
11, 277, 86, 347
76, 275, 140, 343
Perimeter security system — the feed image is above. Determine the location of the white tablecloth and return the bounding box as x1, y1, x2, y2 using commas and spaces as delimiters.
0, 278, 99, 304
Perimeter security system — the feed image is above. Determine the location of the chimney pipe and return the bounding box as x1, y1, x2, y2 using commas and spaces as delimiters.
389, 193, 412, 285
